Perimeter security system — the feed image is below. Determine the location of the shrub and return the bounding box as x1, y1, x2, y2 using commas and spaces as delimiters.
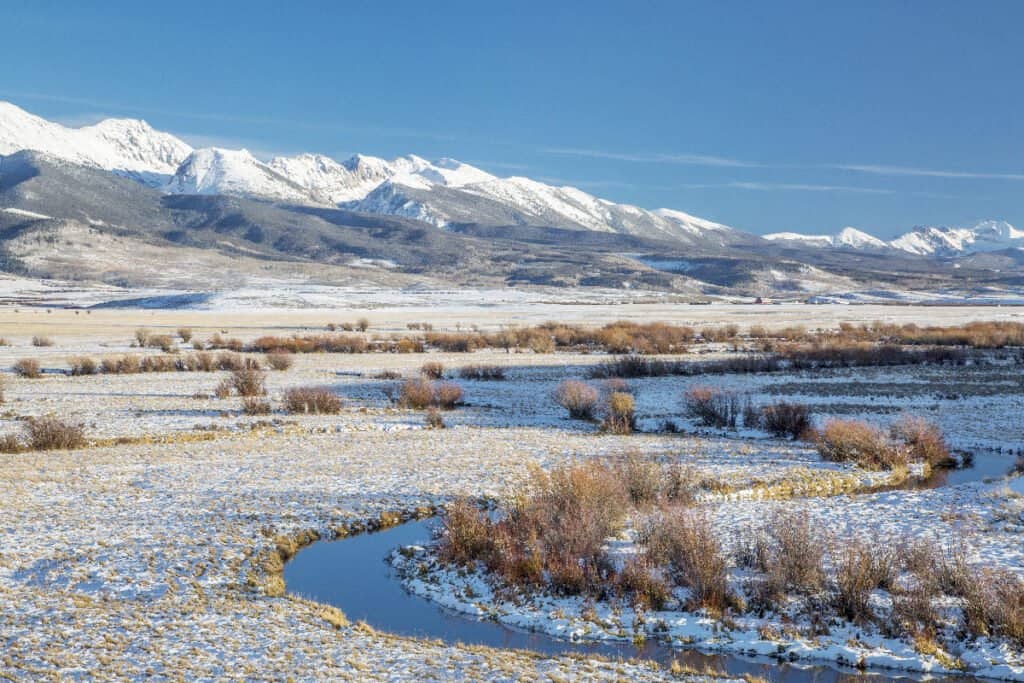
614, 453, 664, 507
683, 386, 742, 428
242, 397, 272, 415
373, 369, 402, 380
438, 499, 494, 566
134, 328, 150, 346
68, 357, 97, 376
554, 380, 599, 420
282, 386, 341, 414
890, 416, 951, 467
962, 568, 1024, 647
214, 379, 232, 399
356, 317, 370, 332
420, 361, 445, 379
13, 358, 41, 378
229, 368, 266, 397
761, 511, 828, 598
457, 364, 506, 381
433, 382, 464, 410
759, 401, 812, 439
397, 378, 434, 409
616, 558, 671, 610
265, 352, 293, 371
642, 510, 731, 612
424, 407, 445, 429
601, 391, 636, 435
177, 327, 193, 343
25, 417, 85, 451
816, 419, 905, 470
146, 334, 175, 353
216, 352, 247, 371
833, 538, 900, 623
31, 335, 54, 347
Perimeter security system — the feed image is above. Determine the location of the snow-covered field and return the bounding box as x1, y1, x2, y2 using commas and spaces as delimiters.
0, 311, 1022, 680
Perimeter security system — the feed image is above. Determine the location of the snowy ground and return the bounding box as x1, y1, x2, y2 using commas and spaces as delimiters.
1, 313, 1022, 680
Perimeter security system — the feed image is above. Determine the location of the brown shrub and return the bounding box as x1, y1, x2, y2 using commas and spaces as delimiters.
420, 361, 445, 379
424, 407, 446, 429
890, 416, 951, 467
0, 433, 21, 453
816, 419, 905, 470
356, 317, 370, 332
642, 510, 731, 612
134, 328, 150, 345
457, 364, 506, 381
759, 401, 813, 439
25, 417, 85, 451
13, 358, 41, 378
193, 352, 216, 372
229, 369, 266, 397
397, 378, 434, 409
432, 382, 464, 410
31, 335, 54, 347
283, 387, 342, 414
177, 327, 193, 343
614, 453, 663, 507
242, 397, 272, 415
395, 337, 423, 354
214, 379, 232, 399
601, 391, 636, 435
265, 352, 293, 371
616, 558, 671, 610
761, 510, 828, 598
962, 568, 1024, 647
833, 538, 900, 623
68, 357, 97, 376
216, 352, 247, 371
438, 499, 494, 566
146, 334, 175, 353
683, 386, 742, 428
554, 380, 599, 420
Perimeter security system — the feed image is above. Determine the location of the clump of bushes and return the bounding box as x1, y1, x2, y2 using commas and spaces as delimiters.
229, 368, 266, 397
177, 327, 193, 343
24, 416, 86, 451
68, 357, 97, 376
682, 386, 744, 428
815, 419, 906, 470
420, 361, 445, 380
600, 391, 636, 435
283, 386, 342, 414
242, 397, 272, 415
642, 509, 732, 612
554, 380, 599, 420
31, 335, 53, 347
265, 352, 293, 371
890, 415, 952, 467
457, 364, 506, 381
13, 358, 42, 378
397, 378, 463, 410
758, 401, 813, 439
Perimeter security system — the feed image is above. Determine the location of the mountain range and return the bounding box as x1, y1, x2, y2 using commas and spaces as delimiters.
1, 100, 1021, 299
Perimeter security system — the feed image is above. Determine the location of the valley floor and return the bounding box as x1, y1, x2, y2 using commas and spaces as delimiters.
0, 307, 1021, 680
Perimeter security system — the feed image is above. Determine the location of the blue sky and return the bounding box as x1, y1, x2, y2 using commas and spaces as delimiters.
3, 0, 1022, 237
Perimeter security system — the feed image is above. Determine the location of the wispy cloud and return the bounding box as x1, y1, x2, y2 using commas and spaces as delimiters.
542, 146, 760, 168
682, 181, 894, 195
831, 163, 1024, 181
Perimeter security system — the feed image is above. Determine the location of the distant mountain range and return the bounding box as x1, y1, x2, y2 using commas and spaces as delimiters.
1, 100, 1021, 298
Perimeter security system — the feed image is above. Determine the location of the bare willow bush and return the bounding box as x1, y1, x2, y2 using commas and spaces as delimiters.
815, 419, 905, 470
554, 380, 599, 420
683, 386, 743, 428
25, 417, 85, 451
457, 364, 506, 380
242, 397, 272, 415
420, 361, 445, 379
13, 358, 41, 379
265, 352, 293, 371
890, 415, 951, 467
759, 401, 813, 439
283, 387, 342, 414
642, 509, 732, 612
31, 335, 53, 347
600, 391, 636, 435
68, 357, 97, 376
229, 368, 266, 397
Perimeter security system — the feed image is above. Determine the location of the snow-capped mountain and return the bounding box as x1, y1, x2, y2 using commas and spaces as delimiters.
0, 101, 191, 182
764, 227, 888, 250
163, 148, 317, 204
890, 220, 1024, 256
265, 153, 496, 204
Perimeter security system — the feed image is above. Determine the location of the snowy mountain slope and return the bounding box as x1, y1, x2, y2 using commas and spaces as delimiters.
265, 153, 496, 204
890, 220, 1024, 256
164, 148, 319, 204
764, 227, 887, 250
346, 174, 742, 244
0, 101, 191, 182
